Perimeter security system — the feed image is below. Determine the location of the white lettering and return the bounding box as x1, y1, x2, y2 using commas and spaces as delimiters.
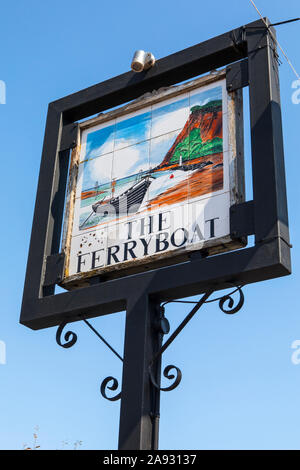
292, 80, 300, 104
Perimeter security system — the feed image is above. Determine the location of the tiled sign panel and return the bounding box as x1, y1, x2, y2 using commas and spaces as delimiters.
64, 78, 242, 282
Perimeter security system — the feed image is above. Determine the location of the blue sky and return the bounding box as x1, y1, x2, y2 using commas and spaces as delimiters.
1, 0, 300, 450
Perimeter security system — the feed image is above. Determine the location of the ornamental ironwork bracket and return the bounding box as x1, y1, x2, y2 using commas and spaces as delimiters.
55, 285, 245, 402
56, 318, 123, 401
149, 285, 245, 393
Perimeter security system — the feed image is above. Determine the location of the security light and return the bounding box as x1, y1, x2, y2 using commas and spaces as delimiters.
131, 50, 155, 72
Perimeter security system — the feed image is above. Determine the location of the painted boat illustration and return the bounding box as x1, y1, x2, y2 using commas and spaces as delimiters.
91, 160, 212, 216
92, 173, 154, 217
79, 174, 154, 229
79, 160, 214, 229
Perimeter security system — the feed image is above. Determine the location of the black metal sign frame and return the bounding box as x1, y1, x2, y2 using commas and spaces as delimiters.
20, 18, 291, 449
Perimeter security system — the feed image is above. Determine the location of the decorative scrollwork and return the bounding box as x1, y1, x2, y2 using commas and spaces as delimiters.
56, 319, 123, 402
218, 286, 244, 314
56, 321, 78, 348
149, 364, 182, 392
204, 285, 244, 315
149, 287, 245, 394
100, 376, 122, 401
161, 365, 182, 391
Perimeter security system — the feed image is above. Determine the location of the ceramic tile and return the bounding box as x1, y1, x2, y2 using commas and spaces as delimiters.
187, 153, 224, 203
189, 81, 226, 115
167, 204, 189, 249
146, 127, 191, 212
202, 191, 230, 240
184, 88, 229, 201
106, 221, 141, 267
80, 121, 115, 162
72, 194, 118, 237
140, 204, 189, 256
105, 204, 190, 266
146, 170, 189, 212
149, 130, 179, 169
151, 94, 189, 139
188, 146, 235, 203
68, 226, 108, 276
79, 181, 112, 210
76, 152, 113, 199
115, 109, 151, 151
107, 141, 150, 222
187, 191, 230, 245
187, 198, 206, 250
188, 81, 231, 159
112, 140, 150, 180
188, 114, 223, 157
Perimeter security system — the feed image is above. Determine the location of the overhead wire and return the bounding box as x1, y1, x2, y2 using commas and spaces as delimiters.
248, 0, 300, 81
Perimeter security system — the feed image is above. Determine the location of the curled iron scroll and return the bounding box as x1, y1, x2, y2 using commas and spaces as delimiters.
218, 286, 244, 314
204, 285, 244, 315
149, 364, 182, 392
100, 376, 122, 401
56, 321, 78, 348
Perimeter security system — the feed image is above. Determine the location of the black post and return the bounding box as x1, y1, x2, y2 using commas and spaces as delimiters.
246, 20, 290, 247
118, 292, 162, 450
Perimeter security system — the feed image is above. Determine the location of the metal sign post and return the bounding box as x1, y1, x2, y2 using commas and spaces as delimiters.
20, 18, 291, 450
118, 294, 162, 450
